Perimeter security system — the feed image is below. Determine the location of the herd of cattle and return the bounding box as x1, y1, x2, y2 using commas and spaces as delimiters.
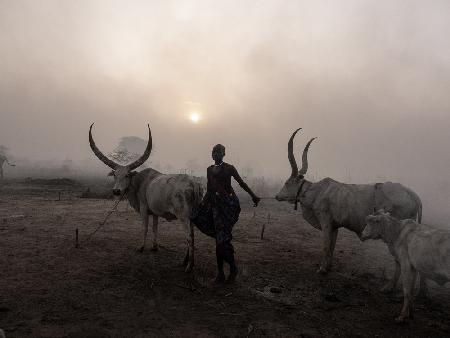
87, 124, 450, 323
2, 124, 446, 324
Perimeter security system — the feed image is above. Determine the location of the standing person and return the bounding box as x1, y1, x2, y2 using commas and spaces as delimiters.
191, 144, 260, 284
0, 154, 15, 180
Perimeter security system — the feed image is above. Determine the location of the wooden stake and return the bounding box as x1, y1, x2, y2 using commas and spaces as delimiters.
75, 228, 79, 248
58, 192, 61, 201
260, 213, 270, 240
260, 223, 265, 239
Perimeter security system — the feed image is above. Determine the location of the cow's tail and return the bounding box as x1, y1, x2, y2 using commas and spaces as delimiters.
194, 182, 204, 205
417, 199, 422, 224
407, 188, 423, 223
187, 180, 204, 211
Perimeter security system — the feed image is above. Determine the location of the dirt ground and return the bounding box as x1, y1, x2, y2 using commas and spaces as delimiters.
0, 179, 449, 338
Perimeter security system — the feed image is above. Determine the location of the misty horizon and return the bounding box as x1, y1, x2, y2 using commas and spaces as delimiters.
1, 1, 449, 184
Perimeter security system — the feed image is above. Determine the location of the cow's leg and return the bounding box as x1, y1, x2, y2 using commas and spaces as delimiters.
396, 262, 417, 322
150, 215, 159, 251
138, 203, 149, 253
382, 260, 400, 293
182, 220, 195, 273
0, 166, 3, 180
416, 274, 428, 298
317, 224, 337, 274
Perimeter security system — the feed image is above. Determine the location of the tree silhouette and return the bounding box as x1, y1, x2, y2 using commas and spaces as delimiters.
108, 148, 142, 165
108, 136, 151, 167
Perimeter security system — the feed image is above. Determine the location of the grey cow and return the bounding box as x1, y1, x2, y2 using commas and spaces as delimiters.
275, 128, 423, 278
89, 124, 204, 272
362, 210, 450, 322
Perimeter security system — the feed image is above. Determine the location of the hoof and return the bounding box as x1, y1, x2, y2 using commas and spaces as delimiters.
185, 263, 194, 273
136, 246, 144, 253
316, 266, 329, 275
417, 289, 429, 299
395, 316, 408, 323
381, 285, 394, 294
226, 268, 238, 284
213, 273, 226, 286
150, 244, 158, 252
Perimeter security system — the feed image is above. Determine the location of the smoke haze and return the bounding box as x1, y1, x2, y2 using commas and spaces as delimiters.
1, 0, 449, 222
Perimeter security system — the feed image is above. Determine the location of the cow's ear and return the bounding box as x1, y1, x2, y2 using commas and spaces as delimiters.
108, 171, 115, 177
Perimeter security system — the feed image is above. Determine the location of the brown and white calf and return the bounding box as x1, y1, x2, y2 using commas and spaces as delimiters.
361, 210, 450, 322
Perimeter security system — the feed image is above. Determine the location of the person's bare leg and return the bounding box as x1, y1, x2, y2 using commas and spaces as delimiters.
224, 241, 238, 283
214, 243, 225, 284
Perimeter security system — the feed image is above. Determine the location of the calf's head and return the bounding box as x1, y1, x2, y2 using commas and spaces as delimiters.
361, 209, 392, 241
89, 123, 152, 197
275, 128, 316, 203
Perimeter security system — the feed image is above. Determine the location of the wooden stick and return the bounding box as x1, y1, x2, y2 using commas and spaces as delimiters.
75, 228, 79, 248
260, 213, 270, 239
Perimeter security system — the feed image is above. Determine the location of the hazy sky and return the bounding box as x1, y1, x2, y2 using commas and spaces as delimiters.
1, 0, 449, 181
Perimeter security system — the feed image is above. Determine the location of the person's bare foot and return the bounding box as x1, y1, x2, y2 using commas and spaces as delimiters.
226, 267, 238, 284
213, 272, 225, 286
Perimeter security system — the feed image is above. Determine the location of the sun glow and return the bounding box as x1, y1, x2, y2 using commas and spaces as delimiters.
189, 112, 201, 123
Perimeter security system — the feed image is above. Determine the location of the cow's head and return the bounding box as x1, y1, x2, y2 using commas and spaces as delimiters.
89, 123, 152, 197
275, 128, 316, 203
361, 209, 392, 241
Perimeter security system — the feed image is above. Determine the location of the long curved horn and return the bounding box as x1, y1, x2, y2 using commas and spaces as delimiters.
288, 128, 301, 177
128, 124, 153, 170
89, 123, 119, 169
298, 137, 317, 176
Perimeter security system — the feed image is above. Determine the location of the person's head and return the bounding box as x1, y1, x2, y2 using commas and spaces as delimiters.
212, 144, 225, 162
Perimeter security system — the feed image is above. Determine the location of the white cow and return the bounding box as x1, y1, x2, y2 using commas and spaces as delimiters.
89, 123, 204, 272
276, 128, 423, 276
362, 210, 450, 322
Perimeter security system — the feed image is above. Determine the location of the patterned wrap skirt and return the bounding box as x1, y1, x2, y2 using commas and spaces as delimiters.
191, 192, 241, 244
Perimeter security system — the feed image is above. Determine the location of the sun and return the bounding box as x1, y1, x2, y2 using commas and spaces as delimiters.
189, 112, 201, 123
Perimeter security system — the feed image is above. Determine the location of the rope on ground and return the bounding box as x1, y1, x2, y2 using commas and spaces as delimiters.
87, 192, 127, 240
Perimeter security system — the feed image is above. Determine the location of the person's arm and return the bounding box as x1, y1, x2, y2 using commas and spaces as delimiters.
230, 165, 260, 206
